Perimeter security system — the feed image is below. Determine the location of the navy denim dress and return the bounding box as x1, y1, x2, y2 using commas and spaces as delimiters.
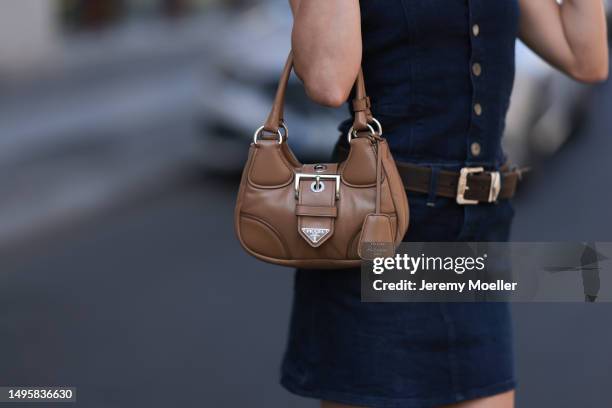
281, 1, 519, 406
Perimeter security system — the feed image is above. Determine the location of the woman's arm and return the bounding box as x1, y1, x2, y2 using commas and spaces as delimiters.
290, 0, 362, 107
518, 0, 609, 83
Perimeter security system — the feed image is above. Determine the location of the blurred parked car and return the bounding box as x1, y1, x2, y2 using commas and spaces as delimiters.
504, 0, 611, 165
502, 42, 593, 165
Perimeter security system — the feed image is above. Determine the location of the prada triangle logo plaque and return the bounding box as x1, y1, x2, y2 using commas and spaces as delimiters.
301, 227, 330, 244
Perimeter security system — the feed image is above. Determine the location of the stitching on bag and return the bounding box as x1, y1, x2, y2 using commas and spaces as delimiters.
247, 146, 294, 189
339, 140, 383, 188
347, 230, 362, 259
381, 148, 409, 241
240, 213, 290, 258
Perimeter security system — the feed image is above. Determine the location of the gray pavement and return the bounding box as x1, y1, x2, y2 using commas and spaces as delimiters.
0, 175, 310, 408
509, 70, 612, 408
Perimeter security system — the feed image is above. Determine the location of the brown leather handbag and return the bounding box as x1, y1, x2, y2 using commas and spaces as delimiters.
234, 51, 409, 269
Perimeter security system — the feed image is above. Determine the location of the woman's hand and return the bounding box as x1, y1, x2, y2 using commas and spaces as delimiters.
519, 0, 609, 83
290, 0, 362, 107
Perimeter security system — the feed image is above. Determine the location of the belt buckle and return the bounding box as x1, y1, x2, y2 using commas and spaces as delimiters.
456, 167, 482, 205
457, 167, 501, 205
456, 167, 501, 205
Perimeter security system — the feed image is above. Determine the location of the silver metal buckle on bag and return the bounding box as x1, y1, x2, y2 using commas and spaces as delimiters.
456, 167, 501, 205
294, 173, 341, 200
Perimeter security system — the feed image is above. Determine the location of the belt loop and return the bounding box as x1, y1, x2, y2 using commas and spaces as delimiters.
426, 166, 439, 207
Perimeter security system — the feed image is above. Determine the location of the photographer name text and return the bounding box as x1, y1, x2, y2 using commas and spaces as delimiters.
373, 279, 518, 292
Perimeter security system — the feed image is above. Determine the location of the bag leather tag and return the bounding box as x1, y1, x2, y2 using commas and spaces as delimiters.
358, 213, 395, 260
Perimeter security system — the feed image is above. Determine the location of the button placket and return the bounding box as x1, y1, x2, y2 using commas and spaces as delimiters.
466, 1, 484, 162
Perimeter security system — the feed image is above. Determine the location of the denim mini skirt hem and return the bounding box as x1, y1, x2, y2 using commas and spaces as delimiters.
279, 193, 516, 406
281, 376, 516, 408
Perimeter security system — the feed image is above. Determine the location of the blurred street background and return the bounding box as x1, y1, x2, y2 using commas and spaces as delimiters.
0, 0, 611, 407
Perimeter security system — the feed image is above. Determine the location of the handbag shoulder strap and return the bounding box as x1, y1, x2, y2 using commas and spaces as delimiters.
263, 51, 372, 134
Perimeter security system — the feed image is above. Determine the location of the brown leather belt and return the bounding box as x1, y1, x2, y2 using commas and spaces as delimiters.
396, 162, 527, 204
335, 144, 526, 204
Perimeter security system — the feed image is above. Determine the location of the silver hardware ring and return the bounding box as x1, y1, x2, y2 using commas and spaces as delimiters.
347, 123, 376, 143
370, 117, 383, 135
310, 180, 325, 193
314, 164, 327, 173
279, 120, 289, 140
253, 122, 288, 145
